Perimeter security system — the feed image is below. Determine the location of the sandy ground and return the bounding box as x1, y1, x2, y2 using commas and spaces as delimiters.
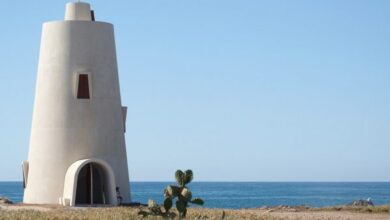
1, 204, 390, 219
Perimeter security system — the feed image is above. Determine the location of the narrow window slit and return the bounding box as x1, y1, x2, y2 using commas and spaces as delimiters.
77, 74, 90, 99
91, 10, 95, 21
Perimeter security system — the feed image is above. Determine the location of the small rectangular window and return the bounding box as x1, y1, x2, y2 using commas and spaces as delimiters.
91, 10, 95, 21
77, 74, 90, 99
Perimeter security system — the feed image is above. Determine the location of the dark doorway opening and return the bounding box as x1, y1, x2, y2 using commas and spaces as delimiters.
75, 163, 107, 205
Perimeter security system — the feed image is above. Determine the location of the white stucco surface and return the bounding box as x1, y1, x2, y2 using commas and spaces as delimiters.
65, 2, 92, 21
23, 2, 131, 205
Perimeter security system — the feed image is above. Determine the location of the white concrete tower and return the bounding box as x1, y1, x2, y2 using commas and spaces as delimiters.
23, 2, 131, 206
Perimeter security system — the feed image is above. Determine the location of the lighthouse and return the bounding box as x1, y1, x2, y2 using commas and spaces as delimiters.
22, 2, 131, 206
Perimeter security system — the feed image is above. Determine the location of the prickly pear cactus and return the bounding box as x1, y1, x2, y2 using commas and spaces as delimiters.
180, 187, 192, 201
165, 185, 180, 198
164, 169, 204, 217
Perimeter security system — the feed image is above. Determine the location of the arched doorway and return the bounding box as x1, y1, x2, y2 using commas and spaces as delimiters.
75, 163, 108, 205
63, 159, 117, 206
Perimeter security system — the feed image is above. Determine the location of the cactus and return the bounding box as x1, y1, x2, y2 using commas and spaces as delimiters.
164, 169, 204, 218
138, 169, 204, 218
184, 170, 193, 184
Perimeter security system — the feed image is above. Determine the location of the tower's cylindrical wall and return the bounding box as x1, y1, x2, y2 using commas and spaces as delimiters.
65, 2, 92, 21
24, 21, 130, 204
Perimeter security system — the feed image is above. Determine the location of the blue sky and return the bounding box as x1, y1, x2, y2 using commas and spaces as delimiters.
0, 0, 390, 181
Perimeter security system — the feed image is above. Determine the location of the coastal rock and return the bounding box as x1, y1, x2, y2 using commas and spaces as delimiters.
350, 198, 374, 207
0, 197, 13, 204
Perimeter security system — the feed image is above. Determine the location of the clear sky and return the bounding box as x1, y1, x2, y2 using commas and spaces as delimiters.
0, 0, 389, 181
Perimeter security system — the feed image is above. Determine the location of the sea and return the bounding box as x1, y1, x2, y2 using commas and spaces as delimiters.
1, 182, 390, 209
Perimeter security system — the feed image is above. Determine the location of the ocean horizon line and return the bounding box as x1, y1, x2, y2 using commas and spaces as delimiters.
2, 182, 390, 208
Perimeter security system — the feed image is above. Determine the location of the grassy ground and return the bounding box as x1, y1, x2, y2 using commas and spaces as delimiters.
312, 205, 390, 213
0, 205, 390, 220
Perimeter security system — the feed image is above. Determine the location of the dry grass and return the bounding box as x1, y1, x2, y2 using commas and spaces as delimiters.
312, 205, 390, 213
0, 206, 276, 220
1, 205, 390, 220
0, 207, 137, 220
